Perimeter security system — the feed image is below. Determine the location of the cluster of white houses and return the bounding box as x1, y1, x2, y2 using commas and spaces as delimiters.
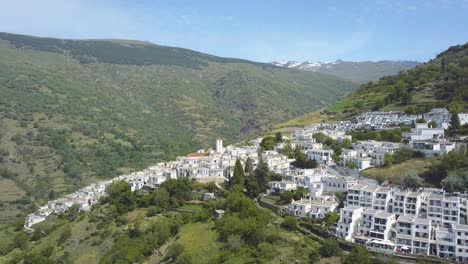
315, 108, 467, 132
23, 107, 468, 262
290, 120, 455, 171
336, 184, 468, 262
25, 138, 293, 230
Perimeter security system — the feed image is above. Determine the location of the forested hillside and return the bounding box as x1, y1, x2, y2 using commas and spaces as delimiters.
276, 42, 468, 128
0, 33, 356, 222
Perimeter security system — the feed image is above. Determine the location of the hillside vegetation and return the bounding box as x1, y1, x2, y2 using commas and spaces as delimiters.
0, 179, 331, 264
275, 42, 468, 128
0, 32, 356, 222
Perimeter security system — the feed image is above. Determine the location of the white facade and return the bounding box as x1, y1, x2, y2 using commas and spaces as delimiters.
269, 181, 297, 193
337, 206, 364, 241
403, 123, 445, 141
323, 176, 358, 193
459, 113, 468, 126
307, 149, 334, 165
216, 138, 224, 153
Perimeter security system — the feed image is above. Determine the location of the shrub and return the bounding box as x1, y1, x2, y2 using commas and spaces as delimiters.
281, 216, 298, 231
320, 238, 341, 257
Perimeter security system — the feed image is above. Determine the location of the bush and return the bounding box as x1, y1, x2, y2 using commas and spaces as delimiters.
280, 191, 293, 203
281, 216, 298, 231
146, 206, 161, 217
58, 225, 72, 245
166, 242, 184, 261
320, 238, 342, 257
226, 234, 243, 252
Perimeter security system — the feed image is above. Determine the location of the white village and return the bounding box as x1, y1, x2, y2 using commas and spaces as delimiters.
25, 108, 468, 262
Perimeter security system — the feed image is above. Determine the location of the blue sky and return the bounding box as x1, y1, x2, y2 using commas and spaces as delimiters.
1, 0, 468, 62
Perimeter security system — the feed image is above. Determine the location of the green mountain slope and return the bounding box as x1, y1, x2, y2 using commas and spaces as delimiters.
0, 33, 356, 221
275, 42, 468, 128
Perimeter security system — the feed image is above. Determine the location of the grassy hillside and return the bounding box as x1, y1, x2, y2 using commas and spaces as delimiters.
275, 42, 468, 129
0, 32, 356, 222
0, 180, 336, 264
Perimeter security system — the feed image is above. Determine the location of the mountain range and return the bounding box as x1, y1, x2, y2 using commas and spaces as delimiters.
275, 42, 468, 129
0, 32, 358, 221
271, 60, 420, 84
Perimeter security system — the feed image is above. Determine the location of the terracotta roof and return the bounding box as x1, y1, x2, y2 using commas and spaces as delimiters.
186, 152, 208, 158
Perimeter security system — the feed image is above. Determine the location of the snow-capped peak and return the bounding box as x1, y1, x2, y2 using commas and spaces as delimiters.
271, 60, 345, 71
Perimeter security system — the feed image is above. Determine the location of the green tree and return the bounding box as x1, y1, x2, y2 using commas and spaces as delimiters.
428, 120, 438, 128
13, 231, 29, 250
275, 132, 283, 143
345, 161, 356, 169
451, 110, 460, 130
319, 238, 341, 257
342, 246, 372, 264
384, 153, 394, 167
255, 158, 270, 193
372, 99, 384, 110
150, 188, 170, 210
280, 190, 293, 203
403, 171, 423, 190
309, 249, 320, 263
441, 171, 465, 193
229, 159, 245, 188
281, 216, 298, 231
166, 242, 184, 261
58, 225, 72, 245
161, 177, 193, 203
260, 136, 276, 150
244, 157, 254, 175
324, 211, 339, 229
280, 142, 294, 158
405, 105, 416, 115
106, 181, 136, 214
417, 118, 427, 123
441, 56, 447, 73
393, 147, 414, 164
292, 187, 309, 200
226, 234, 243, 252
245, 176, 260, 197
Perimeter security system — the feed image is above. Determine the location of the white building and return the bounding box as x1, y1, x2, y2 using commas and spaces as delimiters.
410, 140, 455, 157
423, 108, 452, 129
307, 149, 334, 165
392, 190, 428, 217
336, 206, 364, 241
403, 123, 445, 141
269, 181, 297, 193
459, 113, 468, 126
216, 138, 224, 153
395, 215, 432, 255
323, 176, 358, 193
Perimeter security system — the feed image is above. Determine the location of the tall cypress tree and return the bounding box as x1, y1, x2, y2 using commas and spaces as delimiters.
244, 157, 254, 175
229, 159, 245, 188
255, 157, 270, 193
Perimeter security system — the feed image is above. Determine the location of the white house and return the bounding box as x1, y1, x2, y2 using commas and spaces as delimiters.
336, 206, 364, 241
269, 181, 297, 193
307, 149, 334, 165
395, 215, 432, 255
459, 113, 468, 126
403, 123, 445, 141
323, 176, 358, 193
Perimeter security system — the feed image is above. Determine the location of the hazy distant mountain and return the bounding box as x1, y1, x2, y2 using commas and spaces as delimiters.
276, 42, 468, 128
271, 60, 421, 84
